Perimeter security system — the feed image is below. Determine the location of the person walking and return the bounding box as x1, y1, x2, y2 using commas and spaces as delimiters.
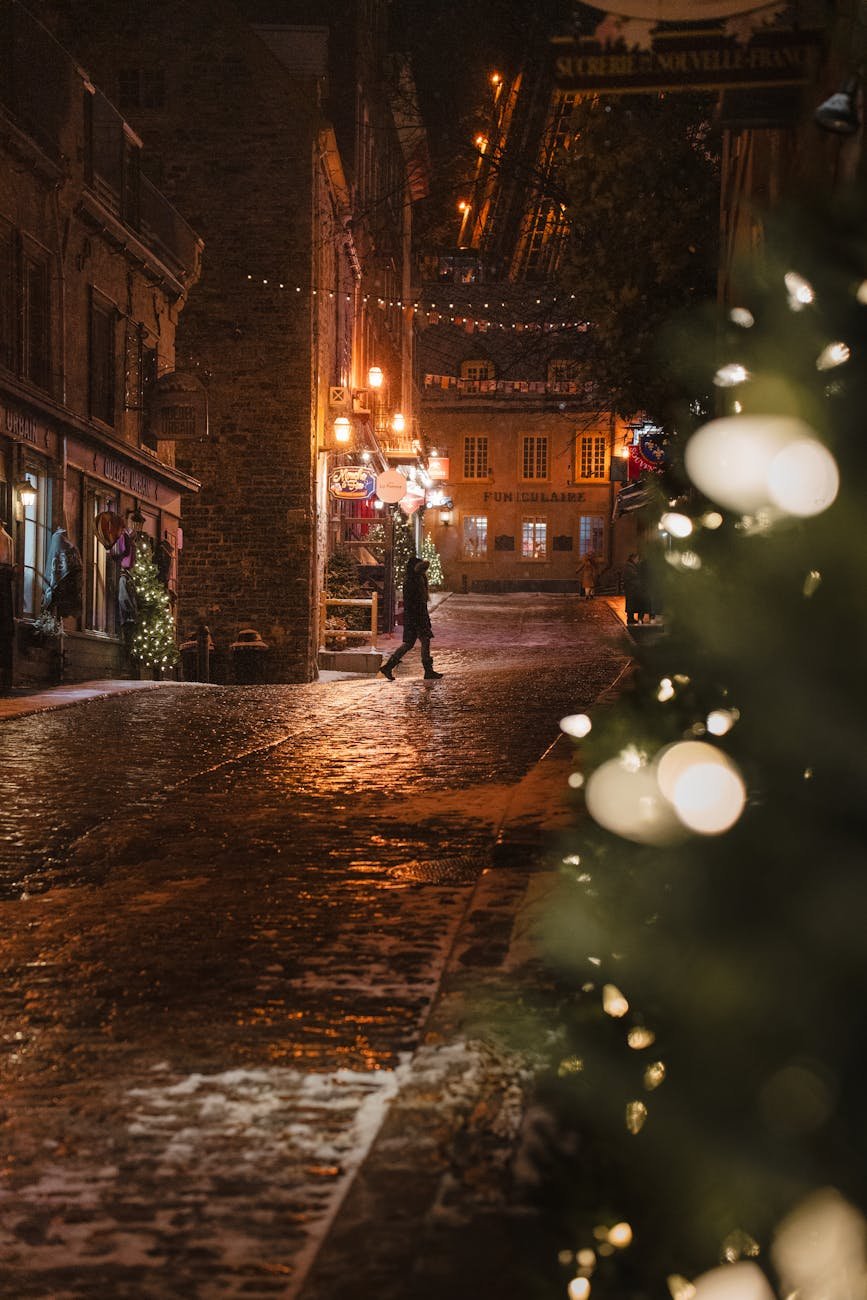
379, 556, 443, 681
577, 551, 600, 600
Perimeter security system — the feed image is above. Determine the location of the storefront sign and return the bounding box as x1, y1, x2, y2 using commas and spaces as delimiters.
375, 468, 408, 504
427, 455, 450, 481
103, 455, 158, 500
553, 29, 821, 93
0, 400, 55, 451
592, 2, 782, 17
329, 465, 376, 500
483, 490, 587, 503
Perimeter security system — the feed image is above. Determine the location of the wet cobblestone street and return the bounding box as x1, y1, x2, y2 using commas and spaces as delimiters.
0, 595, 629, 1298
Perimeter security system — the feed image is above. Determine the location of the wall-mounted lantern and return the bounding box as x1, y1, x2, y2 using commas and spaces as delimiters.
16, 478, 37, 508
333, 416, 351, 444
367, 365, 384, 390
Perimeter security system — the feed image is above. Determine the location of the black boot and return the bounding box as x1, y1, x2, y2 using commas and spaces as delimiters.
379, 661, 396, 681
424, 668, 443, 679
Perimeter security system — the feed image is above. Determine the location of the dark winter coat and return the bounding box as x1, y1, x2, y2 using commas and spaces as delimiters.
401, 562, 432, 641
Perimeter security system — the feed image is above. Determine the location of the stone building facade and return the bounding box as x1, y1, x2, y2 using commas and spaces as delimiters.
419, 308, 634, 593
30, 0, 427, 681
0, 0, 201, 688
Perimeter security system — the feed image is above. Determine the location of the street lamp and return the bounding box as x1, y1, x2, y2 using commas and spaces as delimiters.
391, 412, 405, 434
439, 505, 453, 526
815, 75, 861, 134
333, 416, 351, 444
367, 365, 384, 391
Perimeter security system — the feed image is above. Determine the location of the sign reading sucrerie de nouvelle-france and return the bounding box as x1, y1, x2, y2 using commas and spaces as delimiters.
553, 29, 821, 94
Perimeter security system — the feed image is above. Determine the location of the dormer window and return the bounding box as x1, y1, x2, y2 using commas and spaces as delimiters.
460, 359, 495, 382
548, 359, 580, 384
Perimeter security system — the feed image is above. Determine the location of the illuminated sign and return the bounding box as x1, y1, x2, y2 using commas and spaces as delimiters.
329, 465, 376, 500
427, 455, 450, 481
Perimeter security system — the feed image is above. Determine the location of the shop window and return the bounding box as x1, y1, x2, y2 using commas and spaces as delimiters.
578, 434, 607, 480
462, 514, 487, 558
522, 516, 547, 560
86, 489, 118, 634
463, 435, 489, 479
89, 291, 117, 426
21, 471, 52, 618
579, 514, 605, 557
522, 435, 548, 480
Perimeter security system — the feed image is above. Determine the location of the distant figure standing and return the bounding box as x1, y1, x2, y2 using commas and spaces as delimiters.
638, 554, 657, 623
622, 552, 642, 626
577, 552, 600, 600
379, 557, 443, 681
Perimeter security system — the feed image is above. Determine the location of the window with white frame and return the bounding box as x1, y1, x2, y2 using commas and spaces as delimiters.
522, 435, 549, 480
462, 514, 487, 558
522, 516, 547, 560
463, 435, 489, 479
460, 359, 495, 381
578, 434, 607, 480
21, 471, 52, 618
579, 514, 605, 557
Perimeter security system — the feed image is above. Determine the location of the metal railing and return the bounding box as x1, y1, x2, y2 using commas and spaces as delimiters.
319, 594, 378, 651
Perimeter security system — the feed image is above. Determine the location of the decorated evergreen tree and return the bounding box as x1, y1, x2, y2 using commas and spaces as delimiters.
128, 544, 178, 670
422, 530, 445, 589
527, 191, 867, 1295
391, 508, 417, 591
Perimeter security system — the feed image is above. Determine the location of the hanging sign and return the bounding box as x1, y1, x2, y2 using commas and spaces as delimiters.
398, 481, 426, 517
148, 371, 209, 440
329, 465, 376, 500
427, 455, 450, 481
629, 433, 667, 479
375, 468, 408, 504
591, 2, 782, 16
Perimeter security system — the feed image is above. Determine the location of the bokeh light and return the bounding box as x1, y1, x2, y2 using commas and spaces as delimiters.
561, 713, 592, 739
766, 439, 839, 517
685, 416, 819, 514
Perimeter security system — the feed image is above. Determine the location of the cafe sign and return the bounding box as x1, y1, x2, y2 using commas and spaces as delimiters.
329, 465, 376, 500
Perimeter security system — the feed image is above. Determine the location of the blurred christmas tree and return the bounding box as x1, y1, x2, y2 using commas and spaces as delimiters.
531, 191, 867, 1296
392, 508, 417, 590
422, 530, 445, 589
129, 543, 178, 670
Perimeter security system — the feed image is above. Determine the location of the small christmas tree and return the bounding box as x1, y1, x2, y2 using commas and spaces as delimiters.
422, 530, 444, 589
391, 508, 416, 590
128, 543, 178, 669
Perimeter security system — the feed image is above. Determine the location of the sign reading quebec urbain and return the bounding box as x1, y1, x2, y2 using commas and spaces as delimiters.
553, 27, 821, 94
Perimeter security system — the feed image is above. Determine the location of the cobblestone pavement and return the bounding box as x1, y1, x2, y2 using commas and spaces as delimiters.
0, 594, 630, 1299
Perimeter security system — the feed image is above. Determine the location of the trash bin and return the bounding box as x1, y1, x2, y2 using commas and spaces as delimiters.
230, 628, 269, 683
180, 628, 214, 681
